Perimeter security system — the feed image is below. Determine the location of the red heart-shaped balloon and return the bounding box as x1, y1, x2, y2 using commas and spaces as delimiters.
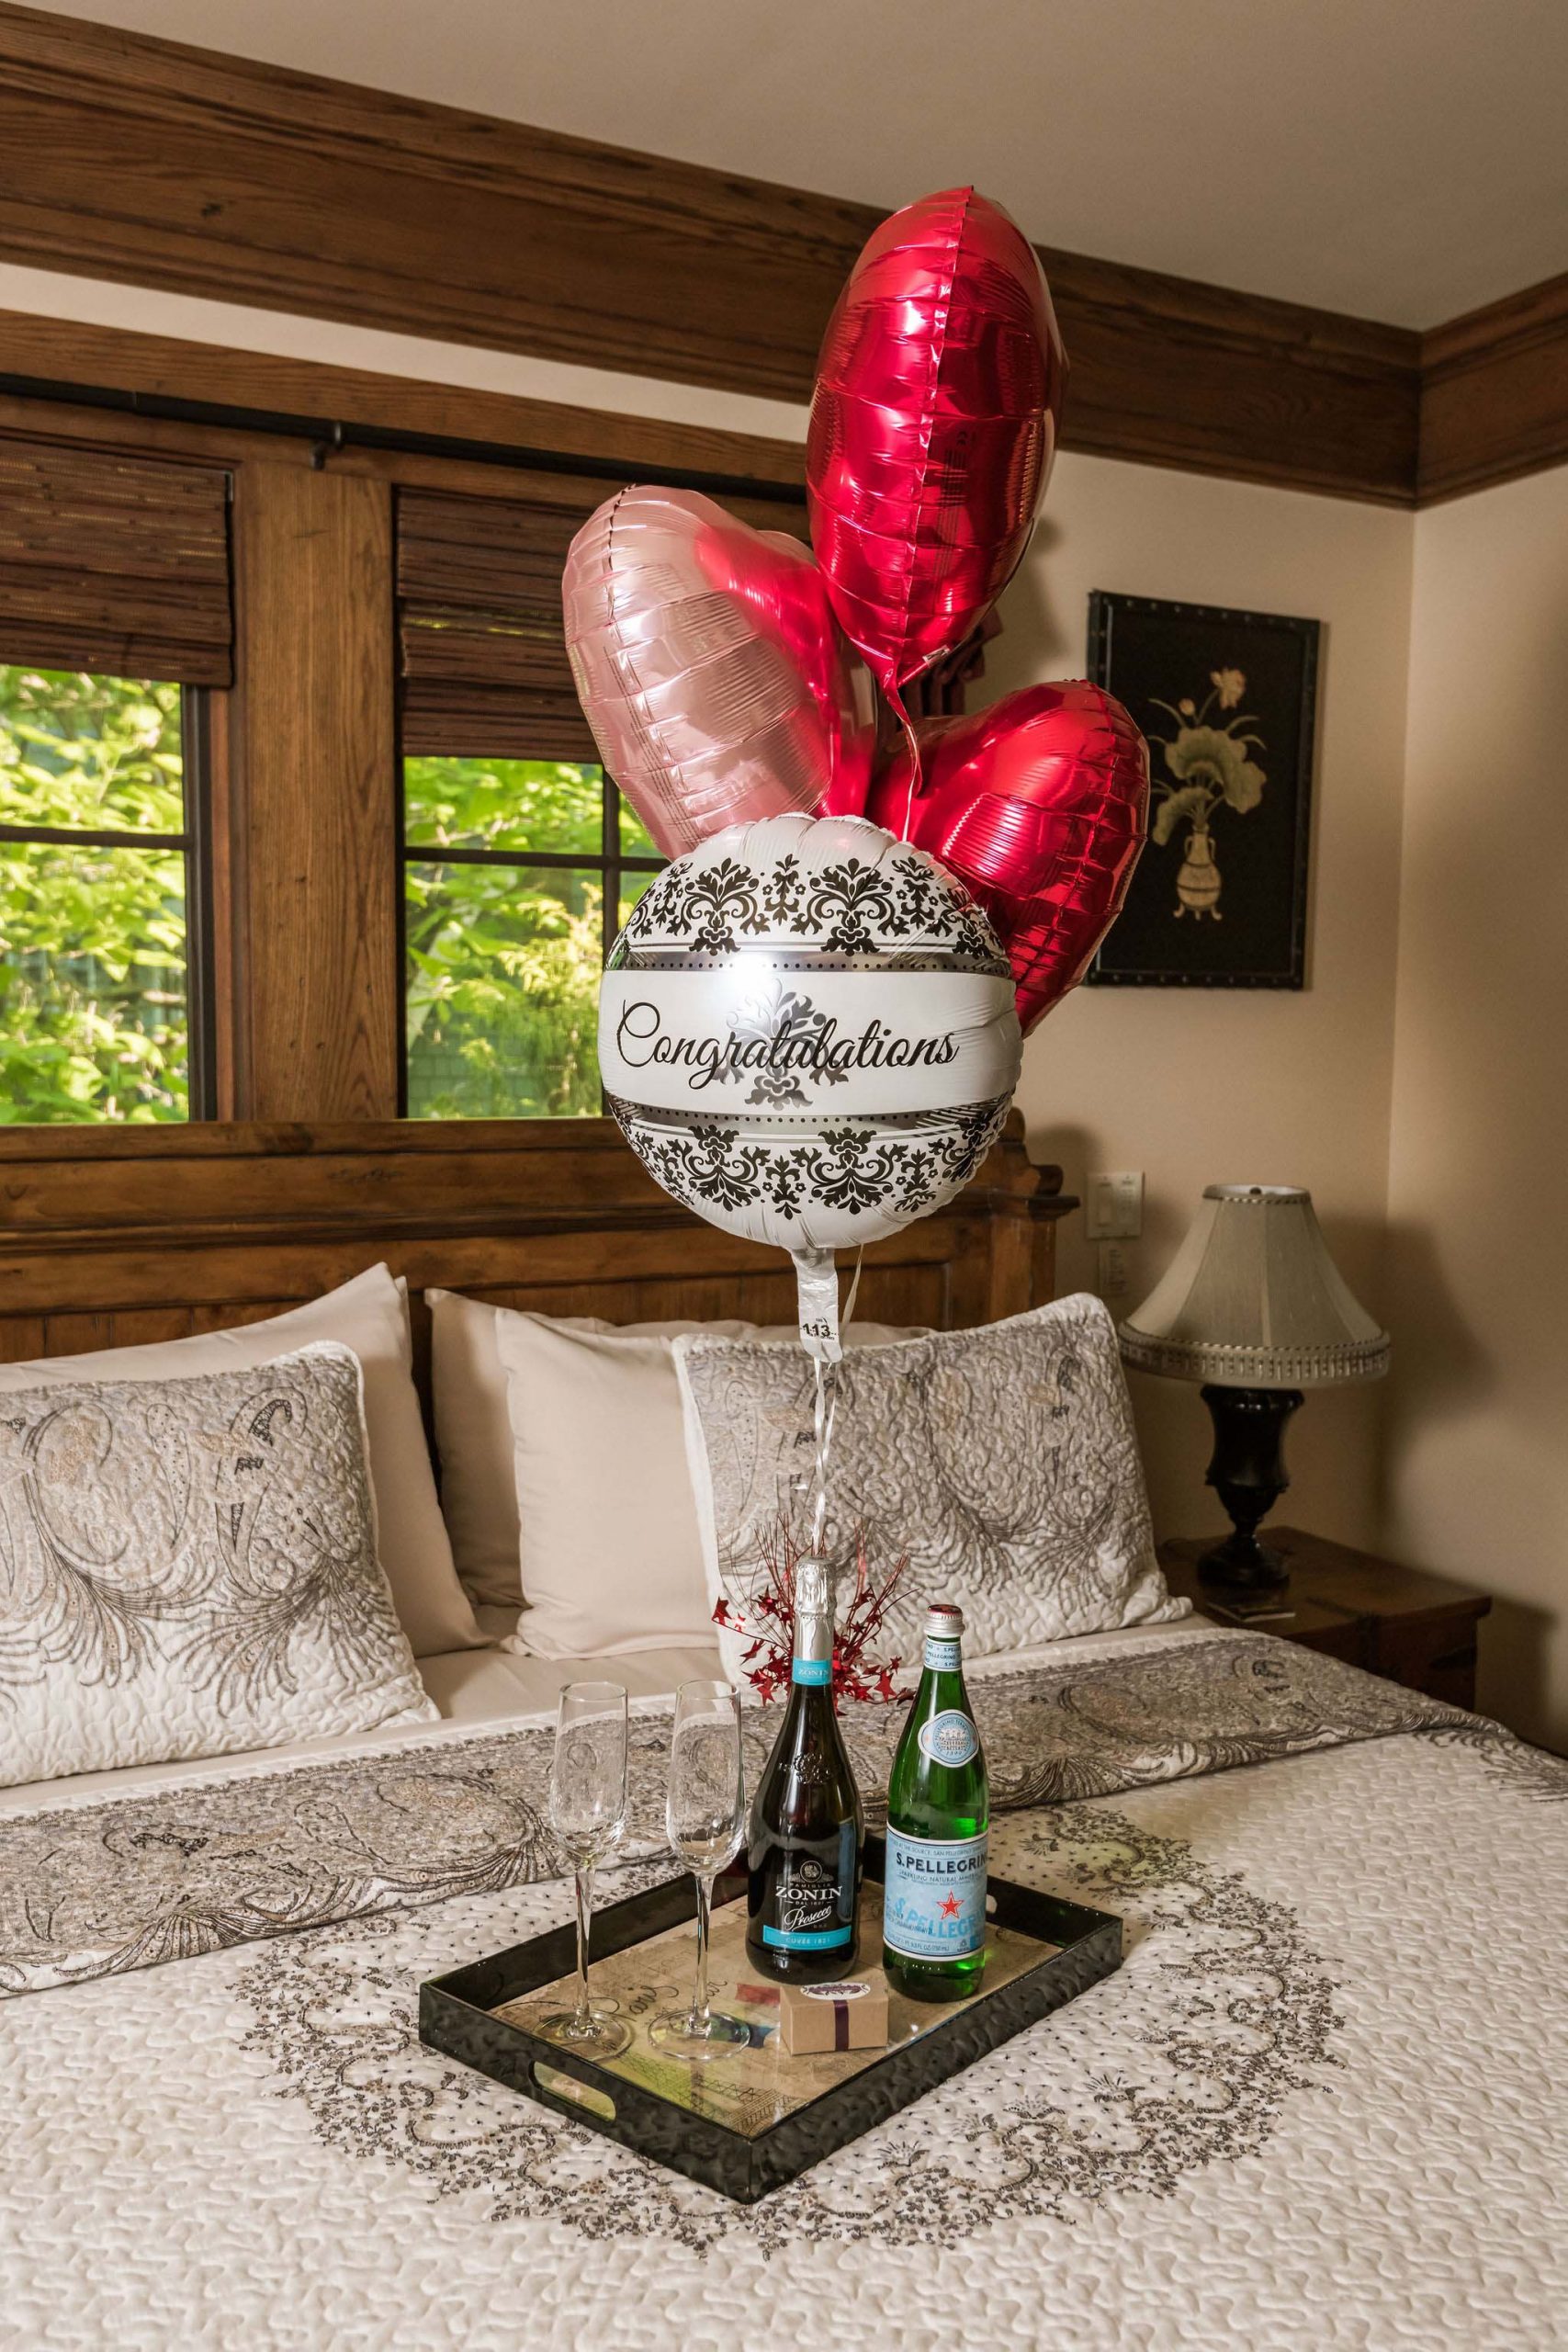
807, 188, 1066, 707
867, 682, 1148, 1035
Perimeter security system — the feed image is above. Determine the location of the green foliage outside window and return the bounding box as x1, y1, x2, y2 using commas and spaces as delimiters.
404, 756, 644, 1120
0, 688, 656, 1125
0, 667, 188, 1125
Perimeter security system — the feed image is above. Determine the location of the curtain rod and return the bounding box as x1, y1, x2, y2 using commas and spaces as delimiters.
0, 371, 807, 504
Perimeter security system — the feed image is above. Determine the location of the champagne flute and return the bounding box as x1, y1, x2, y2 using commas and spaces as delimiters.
649, 1679, 750, 2060
537, 1680, 632, 2060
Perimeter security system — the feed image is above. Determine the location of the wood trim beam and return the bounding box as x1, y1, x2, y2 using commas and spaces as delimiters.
0, 1, 1421, 505
0, 308, 808, 492
0, 6, 1559, 516
1032, 244, 1418, 505
1418, 272, 1568, 503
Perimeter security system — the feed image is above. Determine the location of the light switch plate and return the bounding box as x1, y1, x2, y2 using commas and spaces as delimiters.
1086, 1170, 1145, 1240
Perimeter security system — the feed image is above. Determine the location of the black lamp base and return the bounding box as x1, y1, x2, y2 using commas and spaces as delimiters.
1196, 1384, 1303, 1591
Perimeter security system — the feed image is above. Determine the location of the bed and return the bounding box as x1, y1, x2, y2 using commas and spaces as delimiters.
0, 1118, 1562, 2351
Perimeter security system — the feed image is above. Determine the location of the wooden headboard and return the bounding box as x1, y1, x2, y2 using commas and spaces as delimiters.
0, 1113, 1074, 1402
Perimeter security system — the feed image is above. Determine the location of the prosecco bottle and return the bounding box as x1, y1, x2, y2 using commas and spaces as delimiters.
746, 1558, 864, 1981
882, 1601, 989, 2001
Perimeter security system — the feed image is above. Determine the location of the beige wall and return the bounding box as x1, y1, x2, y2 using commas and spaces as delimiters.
987, 456, 1414, 1553
1382, 463, 1568, 1751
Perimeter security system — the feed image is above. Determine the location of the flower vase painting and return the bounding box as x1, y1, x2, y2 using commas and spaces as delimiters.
1085, 593, 1319, 987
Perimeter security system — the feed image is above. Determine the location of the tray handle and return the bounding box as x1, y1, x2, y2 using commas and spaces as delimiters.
532, 2061, 617, 2124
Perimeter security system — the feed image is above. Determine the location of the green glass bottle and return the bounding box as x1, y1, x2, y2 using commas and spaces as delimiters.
882, 1600, 988, 2001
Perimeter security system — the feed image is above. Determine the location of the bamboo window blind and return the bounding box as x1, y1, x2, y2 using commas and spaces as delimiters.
396, 483, 603, 760
394, 480, 812, 758
0, 438, 232, 684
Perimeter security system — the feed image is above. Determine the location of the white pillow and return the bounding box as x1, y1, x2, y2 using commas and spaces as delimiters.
426, 1292, 925, 1639
428, 1290, 752, 1614
676, 1295, 1189, 1678
493, 1316, 725, 1657
0, 1342, 435, 1788
0, 1267, 479, 1660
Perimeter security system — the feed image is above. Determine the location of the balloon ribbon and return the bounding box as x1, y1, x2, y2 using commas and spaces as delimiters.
798, 1250, 862, 1561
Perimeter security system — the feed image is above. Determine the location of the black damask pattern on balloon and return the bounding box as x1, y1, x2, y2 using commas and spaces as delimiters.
626, 856, 767, 955
615, 1095, 1013, 1227
636, 1124, 776, 1217
725, 986, 852, 1109
618, 846, 1008, 969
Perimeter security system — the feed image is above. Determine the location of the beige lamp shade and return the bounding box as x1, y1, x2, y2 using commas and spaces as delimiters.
1118, 1184, 1390, 1389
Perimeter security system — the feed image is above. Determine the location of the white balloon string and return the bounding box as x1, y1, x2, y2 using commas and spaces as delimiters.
840, 1244, 863, 1331
809, 1352, 840, 1560
804, 1247, 862, 1560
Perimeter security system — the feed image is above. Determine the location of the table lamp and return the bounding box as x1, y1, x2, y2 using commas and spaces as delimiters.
1117, 1184, 1389, 1591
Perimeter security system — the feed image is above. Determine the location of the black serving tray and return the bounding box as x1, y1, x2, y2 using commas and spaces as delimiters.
419, 1836, 1121, 2205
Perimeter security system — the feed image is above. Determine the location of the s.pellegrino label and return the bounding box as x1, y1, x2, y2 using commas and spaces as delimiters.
882, 1601, 989, 1999
746, 1560, 864, 1981
882, 1826, 988, 1961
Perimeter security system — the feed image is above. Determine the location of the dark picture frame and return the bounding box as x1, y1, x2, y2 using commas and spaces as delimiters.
1086, 591, 1320, 989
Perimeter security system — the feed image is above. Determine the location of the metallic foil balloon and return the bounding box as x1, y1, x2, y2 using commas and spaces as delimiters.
599, 812, 1021, 1352
869, 682, 1148, 1035
563, 486, 876, 858
807, 187, 1066, 707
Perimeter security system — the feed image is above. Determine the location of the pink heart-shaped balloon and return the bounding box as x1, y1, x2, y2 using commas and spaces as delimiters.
563, 485, 876, 859
868, 681, 1148, 1034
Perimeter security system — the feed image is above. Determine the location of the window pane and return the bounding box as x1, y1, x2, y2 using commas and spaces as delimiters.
0, 667, 184, 835
617, 788, 659, 859
405, 860, 602, 1119
404, 756, 604, 854
0, 840, 187, 1123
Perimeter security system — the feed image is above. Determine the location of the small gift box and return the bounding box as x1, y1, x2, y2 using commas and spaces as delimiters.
778, 1976, 890, 2056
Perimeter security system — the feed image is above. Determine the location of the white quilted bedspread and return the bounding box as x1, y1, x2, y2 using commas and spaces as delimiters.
1, 1626, 1562, 2352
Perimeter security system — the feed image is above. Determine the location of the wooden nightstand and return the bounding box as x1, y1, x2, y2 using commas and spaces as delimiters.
1157, 1527, 1492, 1710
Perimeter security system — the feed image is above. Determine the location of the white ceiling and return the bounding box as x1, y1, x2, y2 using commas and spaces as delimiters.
35, 0, 1568, 327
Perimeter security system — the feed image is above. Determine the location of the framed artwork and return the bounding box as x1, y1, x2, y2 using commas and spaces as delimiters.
1086, 592, 1320, 988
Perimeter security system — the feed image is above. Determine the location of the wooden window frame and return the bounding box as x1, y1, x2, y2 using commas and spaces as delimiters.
0, 319, 808, 1134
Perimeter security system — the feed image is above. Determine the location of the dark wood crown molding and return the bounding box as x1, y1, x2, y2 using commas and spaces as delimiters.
0, 0, 1418, 505
0, 4, 1558, 511
1418, 272, 1568, 503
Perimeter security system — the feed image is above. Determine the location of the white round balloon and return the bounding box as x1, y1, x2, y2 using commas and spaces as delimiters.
599, 813, 1022, 1263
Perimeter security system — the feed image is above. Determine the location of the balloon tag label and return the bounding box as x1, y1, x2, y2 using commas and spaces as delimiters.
793, 1248, 842, 1363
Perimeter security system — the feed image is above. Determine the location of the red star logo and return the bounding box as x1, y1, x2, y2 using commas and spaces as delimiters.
940, 1894, 962, 1919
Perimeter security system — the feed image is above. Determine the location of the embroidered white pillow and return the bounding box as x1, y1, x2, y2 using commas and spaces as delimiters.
675, 1294, 1188, 1675
0, 1266, 480, 1659
427, 1289, 926, 1619
0, 1341, 435, 1789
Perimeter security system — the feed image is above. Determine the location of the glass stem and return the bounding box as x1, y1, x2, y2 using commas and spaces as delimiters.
691, 1871, 713, 2030
572, 1864, 593, 2030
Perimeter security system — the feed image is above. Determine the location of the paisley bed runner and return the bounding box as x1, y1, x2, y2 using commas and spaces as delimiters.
0, 1634, 1472, 1998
